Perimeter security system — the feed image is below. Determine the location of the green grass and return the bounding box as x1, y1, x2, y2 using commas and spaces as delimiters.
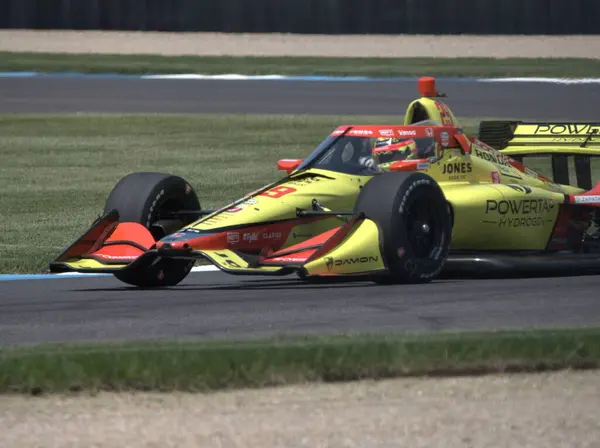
0, 113, 481, 274
1, 328, 598, 394
1, 52, 599, 77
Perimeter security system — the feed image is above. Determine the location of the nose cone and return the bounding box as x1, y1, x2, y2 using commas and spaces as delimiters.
155, 231, 195, 252
156, 229, 226, 252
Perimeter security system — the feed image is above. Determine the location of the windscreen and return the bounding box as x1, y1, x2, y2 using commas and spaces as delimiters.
296, 133, 437, 175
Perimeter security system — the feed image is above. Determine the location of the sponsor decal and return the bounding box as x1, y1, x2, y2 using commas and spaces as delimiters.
227, 232, 240, 244
434, 102, 454, 126
440, 131, 450, 147
574, 195, 600, 203
349, 129, 374, 136
474, 148, 511, 167
243, 232, 259, 243
227, 206, 243, 213
332, 129, 345, 136
417, 162, 430, 170
259, 186, 297, 199
473, 140, 495, 152
498, 165, 522, 179
215, 252, 241, 268
379, 129, 394, 137
550, 137, 589, 143
491, 171, 501, 183
262, 232, 282, 240
328, 256, 380, 269
484, 199, 556, 228
506, 184, 532, 194
226, 198, 259, 213
325, 256, 334, 271
534, 124, 600, 135
97, 254, 137, 260
497, 216, 546, 228
441, 162, 472, 175
288, 176, 322, 186
397, 129, 417, 137
185, 228, 201, 234
425, 128, 434, 137
485, 199, 555, 215
271, 256, 305, 263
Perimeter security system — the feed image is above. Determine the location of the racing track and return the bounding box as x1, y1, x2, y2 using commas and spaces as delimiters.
1, 77, 600, 119
1, 271, 599, 346
1, 76, 600, 346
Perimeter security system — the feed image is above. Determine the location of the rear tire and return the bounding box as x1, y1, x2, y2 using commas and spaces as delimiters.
104, 172, 201, 288
354, 172, 451, 284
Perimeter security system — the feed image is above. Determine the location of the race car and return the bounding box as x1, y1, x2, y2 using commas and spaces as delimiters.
49, 77, 600, 287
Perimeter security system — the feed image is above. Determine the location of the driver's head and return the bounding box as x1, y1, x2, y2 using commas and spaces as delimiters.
372, 138, 418, 170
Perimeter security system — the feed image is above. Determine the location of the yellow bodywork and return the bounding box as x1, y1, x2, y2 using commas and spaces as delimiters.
497, 123, 600, 156
199, 249, 284, 274
303, 219, 385, 276
419, 144, 567, 250
191, 169, 366, 231
56, 258, 128, 272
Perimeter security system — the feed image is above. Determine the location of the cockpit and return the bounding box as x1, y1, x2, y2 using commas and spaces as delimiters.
295, 133, 441, 176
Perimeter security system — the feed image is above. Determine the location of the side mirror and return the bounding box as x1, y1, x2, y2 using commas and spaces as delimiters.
277, 159, 302, 175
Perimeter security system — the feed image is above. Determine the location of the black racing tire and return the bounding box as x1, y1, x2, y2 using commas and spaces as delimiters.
354, 172, 451, 284
103, 172, 201, 288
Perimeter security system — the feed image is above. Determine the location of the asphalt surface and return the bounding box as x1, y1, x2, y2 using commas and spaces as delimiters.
1, 77, 600, 346
1, 270, 599, 346
1, 77, 599, 119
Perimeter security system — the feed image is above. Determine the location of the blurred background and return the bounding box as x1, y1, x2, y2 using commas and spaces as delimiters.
1, 0, 598, 35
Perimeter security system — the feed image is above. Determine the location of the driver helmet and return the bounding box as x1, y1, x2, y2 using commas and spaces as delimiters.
372, 138, 419, 170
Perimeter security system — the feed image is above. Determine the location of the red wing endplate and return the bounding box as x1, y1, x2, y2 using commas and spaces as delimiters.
50, 210, 155, 272
259, 214, 362, 267
569, 182, 600, 206
259, 227, 340, 265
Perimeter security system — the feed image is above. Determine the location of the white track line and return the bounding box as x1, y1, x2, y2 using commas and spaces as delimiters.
0, 265, 219, 281
480, 77, 600, 84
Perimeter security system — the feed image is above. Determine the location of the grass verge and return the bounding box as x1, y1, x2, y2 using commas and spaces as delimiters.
1, 52, 599, 78
0, 113, 481, 274
1, 328, 598, 394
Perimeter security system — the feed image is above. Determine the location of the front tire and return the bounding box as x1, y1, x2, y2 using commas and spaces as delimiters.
104, 172, 201, 288
355, 172, 451, 284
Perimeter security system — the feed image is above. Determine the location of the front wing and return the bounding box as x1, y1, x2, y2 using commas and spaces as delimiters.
49, 211, 388, 278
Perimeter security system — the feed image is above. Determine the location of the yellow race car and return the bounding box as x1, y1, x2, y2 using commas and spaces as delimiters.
49, 77, 600, 287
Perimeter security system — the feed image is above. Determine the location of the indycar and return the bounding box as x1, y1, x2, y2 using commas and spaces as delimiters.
50, 77, 600, 286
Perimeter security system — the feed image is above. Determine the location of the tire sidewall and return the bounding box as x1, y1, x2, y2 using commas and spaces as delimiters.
104, 173, 200, 228
104, 172, 200, 287
355, 172, 451, 284
388, 176, 450, 282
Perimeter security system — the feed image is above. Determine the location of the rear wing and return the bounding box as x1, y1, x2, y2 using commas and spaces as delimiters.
478, 121, 600, 190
